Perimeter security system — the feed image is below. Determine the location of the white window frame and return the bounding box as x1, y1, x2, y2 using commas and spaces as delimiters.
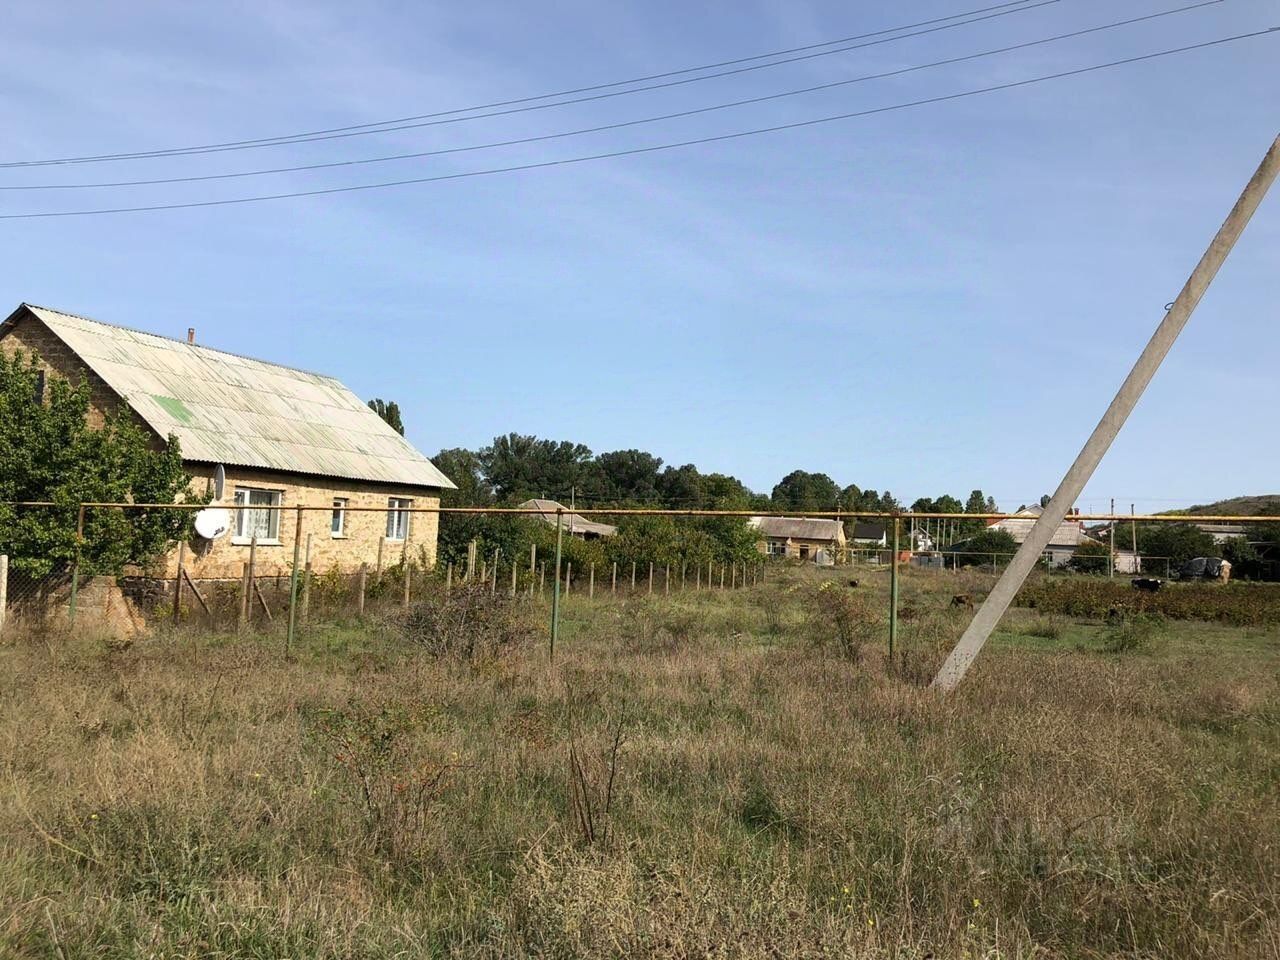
766, 540, 787, 557
233, 487, 282, 543
331, 498, 348, 538
386, 497, 412, 541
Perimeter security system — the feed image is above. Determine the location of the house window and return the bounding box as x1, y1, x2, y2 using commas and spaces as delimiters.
386, 498, 412, 541
34, 370, 46, 404
233, 487, 282, 542
766, 541, 787, 557
331, 498, 347, 537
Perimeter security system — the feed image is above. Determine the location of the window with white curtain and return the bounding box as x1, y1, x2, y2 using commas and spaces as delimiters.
234, 488, 282, 541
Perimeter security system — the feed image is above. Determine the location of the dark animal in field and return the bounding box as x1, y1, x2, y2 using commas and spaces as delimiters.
951, 594, 975, 610
1131, 578, 1164, 593
847, 579, 860, 588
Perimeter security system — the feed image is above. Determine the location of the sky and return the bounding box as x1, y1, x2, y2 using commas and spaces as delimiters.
2, 0, 1276, 514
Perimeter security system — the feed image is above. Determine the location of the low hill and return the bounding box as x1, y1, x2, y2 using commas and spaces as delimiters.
1186, 494, 1280, 516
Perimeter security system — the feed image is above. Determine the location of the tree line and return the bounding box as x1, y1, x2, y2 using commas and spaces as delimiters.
426, 435, 1007, 568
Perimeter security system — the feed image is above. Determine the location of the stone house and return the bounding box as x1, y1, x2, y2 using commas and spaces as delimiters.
986, 504, 1085, 567
517, 499, 617, 539
750, 516, 846, 565
1, 303, 455, 581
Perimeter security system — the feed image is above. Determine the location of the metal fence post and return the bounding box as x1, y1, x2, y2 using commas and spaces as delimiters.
889, 516, 901, 664
286, 504, 303, 654
550, 509, 563, 661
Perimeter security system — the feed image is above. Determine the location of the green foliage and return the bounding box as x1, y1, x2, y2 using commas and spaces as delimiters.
1136, 523, 1218, 569
1068, 539, 1111, 574
0, 352, 197, 576
1100, 611, 1169, 654
947, 528, 1018, 567
771, 470, 840, 512
1017, 578, 1280, 626
366, 398, 405, 435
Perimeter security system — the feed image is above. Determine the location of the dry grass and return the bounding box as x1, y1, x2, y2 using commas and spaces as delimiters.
1, 569, 1278, 958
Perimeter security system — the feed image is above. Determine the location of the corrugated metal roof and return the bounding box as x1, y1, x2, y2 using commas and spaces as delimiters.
18, 305, 454, 490
750, 516, 845, 542
518, 499, 617, 537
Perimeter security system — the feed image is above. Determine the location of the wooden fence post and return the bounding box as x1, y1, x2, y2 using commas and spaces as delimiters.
510, 561, 517, 597
539, 561, 546, 597
446, 562, 453, 590
664, 564, 670, 595
529, 544, 537, 596
566, 561, 572, 595
631, 562, 636, 591
376, 537, 385, 578
719, 564, 725, 590
612, 562, 617, 594
301, 534, 313, 624
357, 563, 367, 615
589, 564, 595, 599
403, 561, 411, 608
239, 561, 250, 627
648, 562, 653, 595
491, 548, 500, 594
172, 541, 185, 624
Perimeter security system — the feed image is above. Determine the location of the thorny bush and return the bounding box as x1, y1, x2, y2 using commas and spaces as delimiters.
307, 699, 458, 861
806, 581, 879, 662
398, 583, 538, 661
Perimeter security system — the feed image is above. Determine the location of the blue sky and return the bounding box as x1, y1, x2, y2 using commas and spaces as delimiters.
3, 0, 1276, 512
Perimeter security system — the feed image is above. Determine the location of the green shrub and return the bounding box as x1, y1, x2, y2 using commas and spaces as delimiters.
1101, 611, 1169, 653
807, 582, 878, 661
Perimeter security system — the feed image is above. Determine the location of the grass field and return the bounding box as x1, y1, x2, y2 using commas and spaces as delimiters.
2, 567, 1278, 958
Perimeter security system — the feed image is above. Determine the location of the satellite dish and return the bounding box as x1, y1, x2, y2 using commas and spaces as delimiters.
212, 464, 226, 501
194, 507, 231, 541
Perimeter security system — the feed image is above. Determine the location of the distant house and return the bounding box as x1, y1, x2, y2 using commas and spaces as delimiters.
987, 505, 1086, 567
1, 303, 456, 580
750, 516, 846, 565
1193, 522, 1247, 543
517, 499, 617, 539
850, 522, 888, 547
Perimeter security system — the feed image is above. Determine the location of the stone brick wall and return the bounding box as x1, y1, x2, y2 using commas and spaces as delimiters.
0, 310, 126, 428
168, 466, 442, 581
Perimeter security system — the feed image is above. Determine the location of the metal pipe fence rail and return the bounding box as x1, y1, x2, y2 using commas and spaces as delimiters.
1, 501, 1277, 652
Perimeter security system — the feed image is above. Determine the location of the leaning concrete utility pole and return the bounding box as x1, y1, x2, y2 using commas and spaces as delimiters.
933, 133, 1280, 693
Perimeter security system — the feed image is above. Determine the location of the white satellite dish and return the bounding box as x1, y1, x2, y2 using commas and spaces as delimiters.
212, 464, 226, 501
193, 507, 231, 541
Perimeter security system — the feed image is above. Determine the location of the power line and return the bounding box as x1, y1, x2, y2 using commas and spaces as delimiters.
3, 28, 1271, 220
4, 1, 1221, 192
1, 0, 1063, 169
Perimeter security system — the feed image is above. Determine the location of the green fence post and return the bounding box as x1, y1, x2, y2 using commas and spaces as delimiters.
550, 509, 563, 661
889, 516, 901, 665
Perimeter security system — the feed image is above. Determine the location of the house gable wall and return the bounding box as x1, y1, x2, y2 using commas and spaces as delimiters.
0, 310, 127, 429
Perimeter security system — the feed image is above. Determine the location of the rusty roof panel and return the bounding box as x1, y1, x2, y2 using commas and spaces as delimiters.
24, 305, 455, 490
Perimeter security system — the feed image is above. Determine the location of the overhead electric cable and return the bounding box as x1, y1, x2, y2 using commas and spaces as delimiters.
1, 0, 1063, 168
2, 28, 1271, 220
2, 1, 1223, 191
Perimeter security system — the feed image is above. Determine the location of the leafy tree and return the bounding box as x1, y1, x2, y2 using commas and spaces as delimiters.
771, 470, 840, 512
1221, 536, 1264, 580
479, 433, 594, 502
587, 449, 664, 503
367, 398, 405, 435
1136, 523, 1218, 569
0, 352, 197, 576
1068, 539, 1111, 574
430, 448, 492, 507
1244, 505, 1280, 549
946, 528, 1018, 567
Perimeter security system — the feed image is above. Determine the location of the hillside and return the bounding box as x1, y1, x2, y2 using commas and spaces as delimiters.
1186, 494, 1280, 516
